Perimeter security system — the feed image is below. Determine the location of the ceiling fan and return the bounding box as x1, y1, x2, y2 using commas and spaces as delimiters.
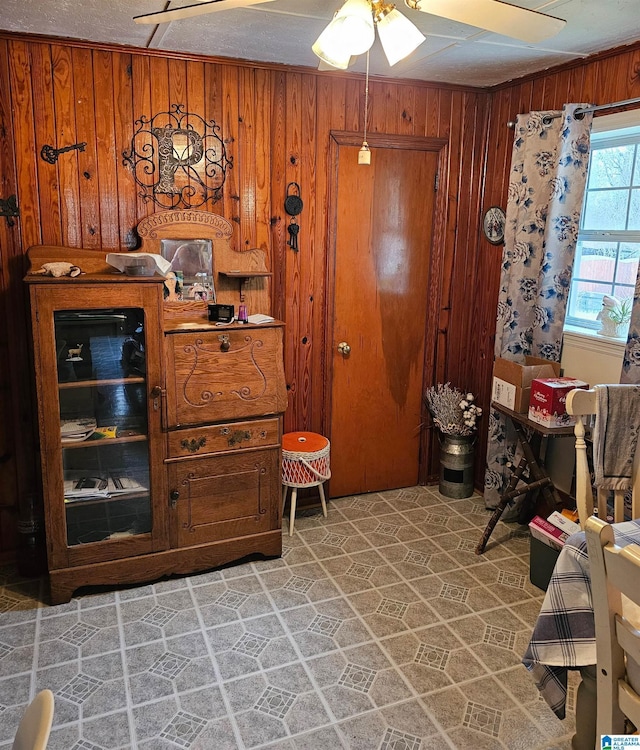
134, 0, 566, 46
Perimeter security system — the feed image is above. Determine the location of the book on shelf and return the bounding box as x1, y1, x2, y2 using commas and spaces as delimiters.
546, 510, 581, 536
64, 474, 147, 502
247, 313, 275, 325
529, 515, 569, 550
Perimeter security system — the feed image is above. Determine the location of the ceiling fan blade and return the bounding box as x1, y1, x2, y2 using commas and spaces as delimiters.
405, 0, 566, 43
134, 0, 275, 25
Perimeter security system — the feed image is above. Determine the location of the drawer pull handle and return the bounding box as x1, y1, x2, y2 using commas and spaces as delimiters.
181, 437, 207, 453
228, 430, 252, 447
219, 334, 230, 352
169, 490, 180, 509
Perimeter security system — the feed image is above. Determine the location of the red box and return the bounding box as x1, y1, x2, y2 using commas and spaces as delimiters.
528, 377, 589, 428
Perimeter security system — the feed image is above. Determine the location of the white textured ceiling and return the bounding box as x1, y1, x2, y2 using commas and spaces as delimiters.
1, 0, 639, 87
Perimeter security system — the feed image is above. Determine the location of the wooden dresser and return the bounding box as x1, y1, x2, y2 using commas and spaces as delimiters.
25, 213, 286, 604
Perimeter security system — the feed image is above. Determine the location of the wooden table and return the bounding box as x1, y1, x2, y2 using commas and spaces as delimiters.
476, 402, 575, 554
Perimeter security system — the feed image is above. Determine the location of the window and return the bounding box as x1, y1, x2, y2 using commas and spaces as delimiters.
565, 111, 640, 336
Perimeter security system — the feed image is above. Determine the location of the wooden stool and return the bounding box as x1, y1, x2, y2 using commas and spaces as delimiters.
282, 431, 330, 536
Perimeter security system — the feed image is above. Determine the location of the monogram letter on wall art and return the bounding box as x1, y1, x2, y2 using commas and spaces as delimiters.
122, 104, 232, 209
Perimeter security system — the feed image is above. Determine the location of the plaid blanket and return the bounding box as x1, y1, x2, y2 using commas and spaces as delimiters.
522, 519, 640, 718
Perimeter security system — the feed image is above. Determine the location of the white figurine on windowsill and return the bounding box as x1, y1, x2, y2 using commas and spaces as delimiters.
596, 294, 631, 338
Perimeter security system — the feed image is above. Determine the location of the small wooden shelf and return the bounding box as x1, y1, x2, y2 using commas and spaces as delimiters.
219, 271, 273, 302
61, 433, 148, 449
64, 490, 149, 509
58, 377, 146, 390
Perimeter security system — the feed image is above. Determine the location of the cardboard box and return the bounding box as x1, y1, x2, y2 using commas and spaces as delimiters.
528, 377, 589, 428
491, 356, 561, 413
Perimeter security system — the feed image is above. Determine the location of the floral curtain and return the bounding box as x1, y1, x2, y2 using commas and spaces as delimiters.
621, 274, 640, 383
484, 104, 594, 514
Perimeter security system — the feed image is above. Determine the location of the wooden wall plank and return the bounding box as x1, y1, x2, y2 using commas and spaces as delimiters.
30, 44, 60, 246
72, 47, 100, 248
113, 52, 137, 248
9, 40, 41, 248
93, 50, 119, 249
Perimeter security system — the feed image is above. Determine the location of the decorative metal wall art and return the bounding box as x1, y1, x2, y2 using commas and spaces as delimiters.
40, 142, 87, 164
122, 104, 232, 209
0, 195, 19, 227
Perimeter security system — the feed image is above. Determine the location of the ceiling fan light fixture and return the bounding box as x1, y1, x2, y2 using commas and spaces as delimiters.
376, 7, 426, 66
313, 0, 376, 62
312, 27, 354, 70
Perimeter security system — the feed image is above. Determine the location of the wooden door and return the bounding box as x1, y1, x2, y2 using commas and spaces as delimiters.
328, 138, 440, 497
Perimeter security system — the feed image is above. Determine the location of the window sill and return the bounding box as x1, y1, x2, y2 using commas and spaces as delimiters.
562, 325, 627, 356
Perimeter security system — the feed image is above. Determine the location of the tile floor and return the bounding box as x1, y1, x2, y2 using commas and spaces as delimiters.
0, 487, 578, 749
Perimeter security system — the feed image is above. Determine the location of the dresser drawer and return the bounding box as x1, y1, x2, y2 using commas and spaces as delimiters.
167, 418, 280, 458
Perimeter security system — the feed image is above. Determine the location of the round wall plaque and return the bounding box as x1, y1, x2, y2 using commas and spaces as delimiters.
483, 206, 506, 245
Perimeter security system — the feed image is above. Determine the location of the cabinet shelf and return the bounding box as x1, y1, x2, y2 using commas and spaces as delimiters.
58, 377, 145, 390
64, 490, 149, 509
219, 271, 272, 302
61, 432, 147, 449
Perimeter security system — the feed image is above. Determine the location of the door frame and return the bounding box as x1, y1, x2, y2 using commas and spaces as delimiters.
323, 130, 450, 487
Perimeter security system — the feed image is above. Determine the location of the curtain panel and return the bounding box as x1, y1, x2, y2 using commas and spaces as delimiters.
484, 104, 594, 513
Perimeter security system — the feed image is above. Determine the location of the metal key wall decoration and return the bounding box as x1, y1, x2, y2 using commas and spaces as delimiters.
123, 104, 232, 209
40, 142, 87, 164
285, 182, 303, 252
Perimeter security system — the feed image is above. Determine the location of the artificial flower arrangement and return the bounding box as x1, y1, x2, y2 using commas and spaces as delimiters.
424, 383, 483, 436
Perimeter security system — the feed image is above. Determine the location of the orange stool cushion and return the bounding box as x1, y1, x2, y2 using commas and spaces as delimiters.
282, 431, 328, 453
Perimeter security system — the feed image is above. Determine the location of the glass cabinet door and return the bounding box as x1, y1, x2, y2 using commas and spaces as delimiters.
55, 308, 152, 547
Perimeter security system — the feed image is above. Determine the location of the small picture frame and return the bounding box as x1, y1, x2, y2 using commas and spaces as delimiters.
483, 206, 506, 245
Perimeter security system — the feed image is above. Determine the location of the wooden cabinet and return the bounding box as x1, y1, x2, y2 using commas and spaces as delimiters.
26, 254, 287, 604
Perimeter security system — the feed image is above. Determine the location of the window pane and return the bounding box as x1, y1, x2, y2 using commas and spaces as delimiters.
568, 281, 612, 322
574, 240, 617, 284
583, 190, 629, 230
588, 145, 634, 189
615, 242, 640, 284
634, 147, 640, 185
629, 188, 640, 230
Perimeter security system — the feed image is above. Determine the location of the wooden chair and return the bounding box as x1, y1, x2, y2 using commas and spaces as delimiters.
566, 387, 640, 528
585, 515, 640, 741
12, 690, 54, 750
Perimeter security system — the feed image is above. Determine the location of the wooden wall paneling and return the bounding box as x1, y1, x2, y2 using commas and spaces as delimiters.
51, 44, 81, 247
221, 66, 240, 236
203, 61, 225, 219
283, 72, 303, 427
9, 40, 41, 249
238, 67, 257, 251
93, 49, 119, 249
130, 54, 153, 223
625, 48, 640, 93
72, 47, 101, 248
313, 74, 337, 438
93, 50, 120, 249
2, 40, 41, 562
434, 90, 462, 387
253, 68, 272, 269
411, 85, 428, 136
180, 58, 202, 217
113, 52, 138, 248
269, 70, 287, 327
344, 78, 362, 133
30, 44, 61, 246
394, 82, 415, 135
298, 73, 318, 431
0, 39, 20, 559
149, 55, 170, 219
435, 89, 452, 140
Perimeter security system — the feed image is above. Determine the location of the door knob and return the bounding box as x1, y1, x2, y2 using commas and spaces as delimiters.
337, 342, 351, 355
